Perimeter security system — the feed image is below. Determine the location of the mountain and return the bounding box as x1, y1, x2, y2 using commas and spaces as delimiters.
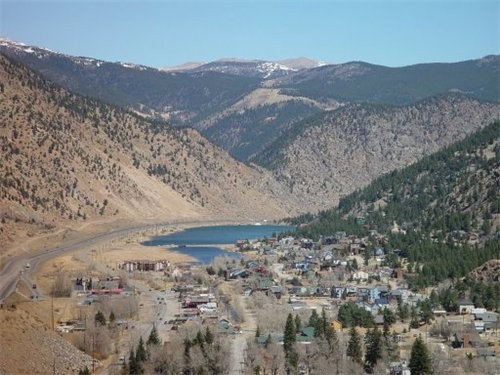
291, 121, 500, 289
272, 56, 500, 104
161, 61, 205, 72
0, 53, 301, 252
0, 38, 262, 126
253, 94, 500, 211
2, 38, 499, 214
162, 57, 325, 78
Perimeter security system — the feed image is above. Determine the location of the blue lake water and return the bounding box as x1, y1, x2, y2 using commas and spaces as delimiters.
142, 224, 294, 264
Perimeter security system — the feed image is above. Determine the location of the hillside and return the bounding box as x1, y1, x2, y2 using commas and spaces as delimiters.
292, 121, 500, 288
1, 39, 498, 167
0, 54, 300, 254
253, 95, 500, 211
272, 56, 500, 104
0, 38, 261, 126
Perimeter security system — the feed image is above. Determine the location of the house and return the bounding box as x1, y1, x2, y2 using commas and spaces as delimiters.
345, 286, 358, 297
269, 286, 282, 299
353, 271, 369, 281
392, 268, 404, 279
390, 361, 411, 375
473, 311, 498, 333
331, 286, 345, 299
349, 243, 362, 254
121, 259, 170, 272
369, 287, 381, 300
297, 326, 315, 343
374, 314, 385, 325
458, 298, 475, 314
391, 222, 406, 235
330, 320, 343, 331
376, 285, 390, 299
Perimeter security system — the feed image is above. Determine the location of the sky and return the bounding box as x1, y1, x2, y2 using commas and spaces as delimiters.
1, 0, 498, 68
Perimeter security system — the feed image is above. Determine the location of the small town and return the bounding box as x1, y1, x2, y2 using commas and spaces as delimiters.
8, 223, 495, 375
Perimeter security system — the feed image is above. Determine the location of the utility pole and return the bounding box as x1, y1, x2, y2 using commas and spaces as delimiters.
92, 334, 95, 374
51, 286, 55, 332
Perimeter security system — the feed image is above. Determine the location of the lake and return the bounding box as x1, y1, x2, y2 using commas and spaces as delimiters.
142, 224, 294, 264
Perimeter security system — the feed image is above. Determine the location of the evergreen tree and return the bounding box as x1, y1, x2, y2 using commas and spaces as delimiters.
346, 326, 363, 365
94, 310, 106, 326
409, 336, 432, 375
364, 327, 382, 373
264, 334, 272, 348
295, 314, 302, 333
183, 338, 191, 374
283, 313, 298, 373
308, 309, 319, 328
78, 366, 91, 375
194, 330, 205, 351
204, 326, 214, 345
128, 348, 139, 375
147, 324, 160, 346
109, 311, 116, 324
255, 325, 261, 338
136, 336, 147, 363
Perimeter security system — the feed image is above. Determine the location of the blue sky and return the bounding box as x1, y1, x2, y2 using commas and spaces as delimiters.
1, 0, 498, 68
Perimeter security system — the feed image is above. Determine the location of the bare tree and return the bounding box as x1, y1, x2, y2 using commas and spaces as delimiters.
52, 269, 72, 297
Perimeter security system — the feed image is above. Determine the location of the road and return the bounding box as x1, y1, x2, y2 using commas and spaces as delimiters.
0, 219, 230, 302
230, 295, 256, 374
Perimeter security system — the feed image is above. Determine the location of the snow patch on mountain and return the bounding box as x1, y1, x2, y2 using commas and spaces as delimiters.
257, 62, 297, 78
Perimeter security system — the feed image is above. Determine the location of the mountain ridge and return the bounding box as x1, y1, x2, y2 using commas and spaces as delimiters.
0, 53, 301, 254
253, 94, 500, 211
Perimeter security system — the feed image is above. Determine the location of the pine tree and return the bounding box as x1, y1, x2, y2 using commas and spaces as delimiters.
128, 348, 139, 375
308, 309, 319, 328
109, 311, 116, 324
284, 313, 297, 373
409, 336, 432, 375
147, 323, 160, 346
94, 311, 106, 326
346, 326, 363, 365
78, 366, 91, 375
264, 334, 272, 348
194, 330, 205, 351
294, 314, 302, 333
204, 326, 214, 345
183, 338, 191, 374
136, 336, 147, 363
255, 325, 261, 338
364, 327, 382, 373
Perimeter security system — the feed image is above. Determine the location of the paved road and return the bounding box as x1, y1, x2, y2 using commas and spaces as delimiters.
230, 295, 256, 374
0, 219, 230, 302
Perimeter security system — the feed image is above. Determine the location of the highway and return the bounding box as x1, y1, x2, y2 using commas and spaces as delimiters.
0, 219, 225, 302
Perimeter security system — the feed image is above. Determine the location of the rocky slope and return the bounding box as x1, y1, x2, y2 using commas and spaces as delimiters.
254, 95, 500, 211
0, 54, 300, 252
0, 307, 96, 375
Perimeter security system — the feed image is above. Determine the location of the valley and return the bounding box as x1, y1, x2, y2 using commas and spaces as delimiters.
0, 35, 499, 375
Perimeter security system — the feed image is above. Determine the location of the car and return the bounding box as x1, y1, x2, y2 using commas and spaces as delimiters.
32, 284, 37, 289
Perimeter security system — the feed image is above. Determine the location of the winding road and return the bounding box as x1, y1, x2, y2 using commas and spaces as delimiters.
0, 219, 228, 302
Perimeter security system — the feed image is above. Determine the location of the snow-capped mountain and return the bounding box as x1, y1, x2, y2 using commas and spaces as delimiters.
0, 37, 154, 72
164, 58, 326, 79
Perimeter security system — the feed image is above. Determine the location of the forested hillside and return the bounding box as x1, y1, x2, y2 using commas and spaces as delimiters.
272, 55, 500, 104
292, 121, 500, 289
254, 95, 500, 211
